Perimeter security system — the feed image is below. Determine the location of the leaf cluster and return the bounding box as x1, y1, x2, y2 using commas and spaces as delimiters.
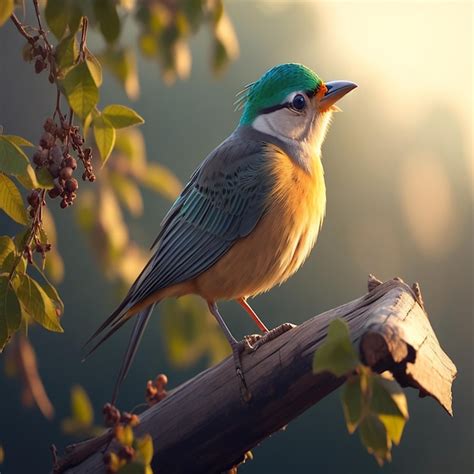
0, 134, 64, 350
313, 319, 410, 466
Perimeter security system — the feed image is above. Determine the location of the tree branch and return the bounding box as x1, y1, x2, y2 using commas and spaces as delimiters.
55, 277, 456, 474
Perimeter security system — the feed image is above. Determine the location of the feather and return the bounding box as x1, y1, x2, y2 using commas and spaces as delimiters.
84, 128, 275, 357
111, 304, 155, 404
234, 82, 254, 111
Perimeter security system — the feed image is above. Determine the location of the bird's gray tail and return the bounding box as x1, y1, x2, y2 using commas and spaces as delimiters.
111, 303, 156, 405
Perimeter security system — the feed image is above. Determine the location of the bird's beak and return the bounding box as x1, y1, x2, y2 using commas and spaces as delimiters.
319, 80, 357, 111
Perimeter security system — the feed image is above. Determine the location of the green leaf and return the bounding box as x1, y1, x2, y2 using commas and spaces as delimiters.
55, 33, 78, 70
100, 48, 139, 99
70, 385, 94, 426
378, 413, 405, 446
312, 318, 359, 377
116, 425, 134, 447
13, 229, 29, 253
110, 173, 143, 216
0, 136, 32, 179
0, 236, 15, 268
341, 375, 364, 434
63, 62, 99, 119
35, 167, 55, 189
85, 49, 103, 86
0, 136, 43, 189
0, 274, 22, 352
211, 13, 239, 75
93, 114, 116, 164
0, 0, 14, 28
45, 0, 69, 40
370, 374, 408, 445
93, 0, 121, 44
68, 3, 83, 34
103, 105, 144, 129
371, 373, 409, 419
135, 434, 153, 465
0, 173, 28, 224
2, 135, 33, 147
33, 262, 64, 315
139, 162, 181, 200
15, 274, 63, 333
114, 129, 146, 171
359, 413, 391, 466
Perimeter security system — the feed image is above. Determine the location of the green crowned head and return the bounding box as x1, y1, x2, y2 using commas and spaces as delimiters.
238, 63, 323, 126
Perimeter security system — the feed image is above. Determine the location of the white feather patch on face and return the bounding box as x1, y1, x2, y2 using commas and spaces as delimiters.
252, 90, 310, 141
251, 90, 334, 169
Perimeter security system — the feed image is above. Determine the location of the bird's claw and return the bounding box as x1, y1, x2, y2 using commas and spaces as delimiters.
231, 323, 296, 403
243, 322, 296, 353
232, 341, 252, 402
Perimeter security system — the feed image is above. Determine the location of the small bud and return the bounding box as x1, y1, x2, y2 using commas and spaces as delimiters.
33, 150, 46, 166
72, 133, 84, 146
57, 126, 67, 141
59, 166, 73, 180
118, 446, 135, 461
60, 198, 68, 209
103, 403, 121, 426
64, 155, 77, 170
65, 178, 78, 193
34, 58, 46, 73
48, 163, 60, 178
40, 132, 55, 149
22, 43, 35, 62
50, 145, 63, 163
155, 374, 168, 387
34, 45, 46, 59
47, 188, 59, 199
27, 191, 40, 207
43, 117, 56, 134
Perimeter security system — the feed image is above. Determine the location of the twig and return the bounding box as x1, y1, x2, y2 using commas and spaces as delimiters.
10, 13, 35, 43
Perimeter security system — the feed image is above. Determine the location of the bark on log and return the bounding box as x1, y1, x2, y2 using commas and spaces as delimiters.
55, 277, 456, 474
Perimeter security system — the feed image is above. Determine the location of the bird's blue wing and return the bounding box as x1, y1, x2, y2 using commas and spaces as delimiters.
130, 134, 273, 304
84, 130, 275, 350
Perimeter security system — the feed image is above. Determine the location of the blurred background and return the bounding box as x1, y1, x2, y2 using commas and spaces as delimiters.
0, 1, 472, 473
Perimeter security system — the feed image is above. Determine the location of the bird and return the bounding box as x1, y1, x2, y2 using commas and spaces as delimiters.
84, 63, 357, 403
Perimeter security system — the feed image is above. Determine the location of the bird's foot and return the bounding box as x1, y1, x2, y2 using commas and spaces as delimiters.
231, 341, 252, 403
243, 322, 296, 353
230, 323, 296, 403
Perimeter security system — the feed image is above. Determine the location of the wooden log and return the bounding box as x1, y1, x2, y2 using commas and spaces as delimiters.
55, 277, 456, 474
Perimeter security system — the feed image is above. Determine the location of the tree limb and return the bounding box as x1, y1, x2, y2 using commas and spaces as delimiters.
56, 277, 456, 474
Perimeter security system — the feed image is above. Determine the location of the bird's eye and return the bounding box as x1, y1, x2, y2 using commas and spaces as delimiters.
292, 94, 306, 111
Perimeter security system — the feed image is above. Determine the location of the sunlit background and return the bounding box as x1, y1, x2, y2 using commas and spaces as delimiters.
0, 1, 472, 473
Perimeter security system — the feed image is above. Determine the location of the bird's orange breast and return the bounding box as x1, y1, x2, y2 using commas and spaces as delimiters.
192, 145, 326, 301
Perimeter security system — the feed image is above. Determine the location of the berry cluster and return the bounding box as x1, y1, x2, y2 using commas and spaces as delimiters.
102, 404, 142, 473
32, 116, 95, 209
102, 403, 139, 428
24, 189, 51, 262
23, 34, 55, 84
145, 373, 168, 406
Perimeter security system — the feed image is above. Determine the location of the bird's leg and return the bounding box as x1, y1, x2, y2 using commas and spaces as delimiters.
237, 297, 269, 333
236, 297, 296, 352
207, 301, 252, 402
